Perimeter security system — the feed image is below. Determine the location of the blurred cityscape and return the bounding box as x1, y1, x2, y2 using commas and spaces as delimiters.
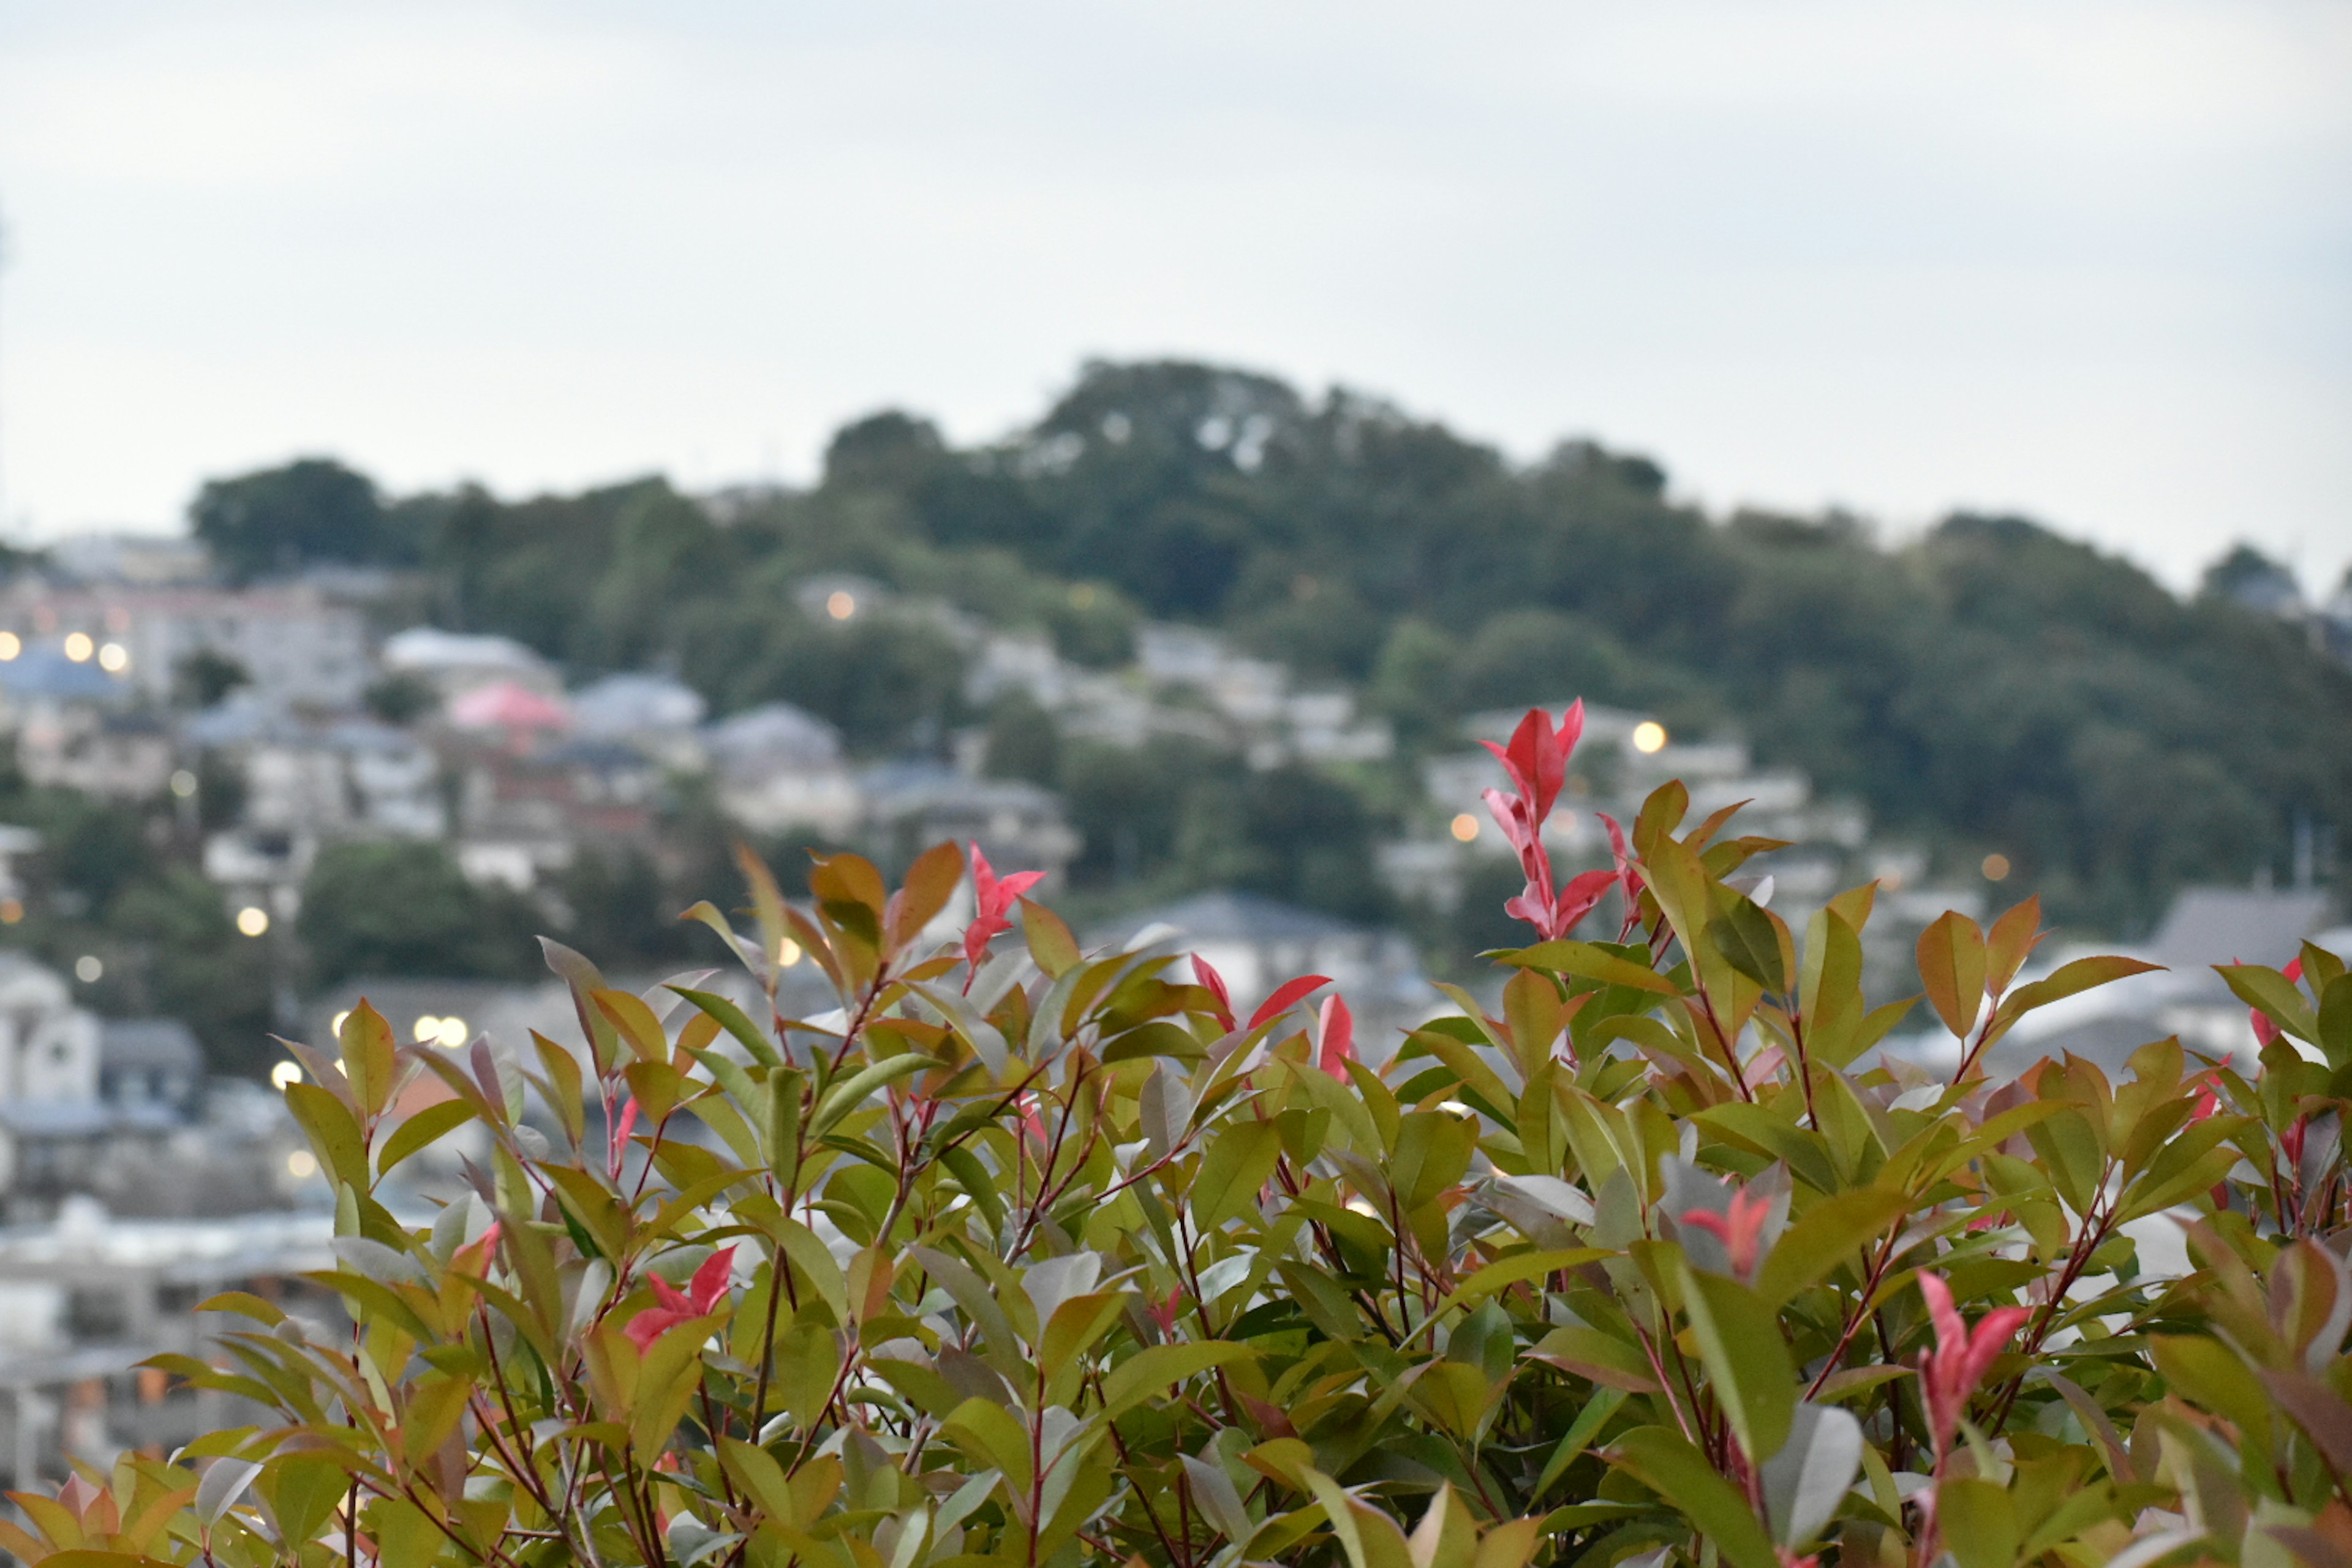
0, 364, 2337, 1487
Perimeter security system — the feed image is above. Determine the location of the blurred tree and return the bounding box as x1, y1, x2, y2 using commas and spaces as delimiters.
2199, 541, 2304, 616
298, 842, 527, 984
190, 458, 401, 581
363, 672, 439, 725
106, 870, 274, 1076
981, 690, 1060, 786
170, 649, 251, 710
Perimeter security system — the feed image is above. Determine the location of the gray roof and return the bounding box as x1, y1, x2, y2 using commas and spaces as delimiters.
572, 673, 707, 735
100, 1019, 203, 1073
2152, 888, 2331, 971
705, 703, 841, 768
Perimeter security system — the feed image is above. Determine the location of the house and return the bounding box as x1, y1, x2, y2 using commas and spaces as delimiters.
380, 627, 560, 699
446, 680, 572, 736
0, 583, 371, 710
571, 673, 707, 769
0, 956, 102, 1107
14, 710, 176, 801
1094, 891, 1436, 1060
0, 1205, 339, 1488
860, 764, 1080, 888
96, 1021, 203, 1125
188, 705, 448, 908
0, 954, 105, 1204
706, 704, 860, 839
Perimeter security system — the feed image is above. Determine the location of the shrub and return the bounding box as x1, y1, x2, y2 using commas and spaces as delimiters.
12, 703, 2352, 1568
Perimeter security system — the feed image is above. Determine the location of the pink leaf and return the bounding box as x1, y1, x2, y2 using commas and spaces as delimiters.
962, 842, 1044, 987
624, 1308, 688, 1353
1317, 994, 1355, 1077
689, 1245, 737, 1312
1192, 955, 1237, 1032
1248, 973, 1333, 1031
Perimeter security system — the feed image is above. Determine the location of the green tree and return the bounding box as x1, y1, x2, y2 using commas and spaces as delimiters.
190, 457, 400, 581
169, 649, 250, 710
296, 841, 527, 984
105, 870, 274, 1075
979, 690, 1061, 786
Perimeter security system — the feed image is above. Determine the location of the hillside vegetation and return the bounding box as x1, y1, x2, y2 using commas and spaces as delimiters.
195, 360, 2352, 933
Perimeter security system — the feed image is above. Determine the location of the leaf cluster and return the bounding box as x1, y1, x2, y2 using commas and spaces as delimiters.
15, 775, 2352, 1568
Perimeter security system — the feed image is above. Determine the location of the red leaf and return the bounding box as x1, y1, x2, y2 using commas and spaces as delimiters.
1193, 955, 1237, 1032
1317, 994, 1355, 1076
1249, 973, 1333, 1031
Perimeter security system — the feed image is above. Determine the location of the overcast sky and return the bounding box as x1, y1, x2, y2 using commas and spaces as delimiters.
1, 1, 2347, 594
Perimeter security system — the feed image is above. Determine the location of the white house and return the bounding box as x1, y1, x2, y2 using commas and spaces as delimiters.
706, 704, 860, 838
0, 956, 102, 1106
0, 583, 372, 710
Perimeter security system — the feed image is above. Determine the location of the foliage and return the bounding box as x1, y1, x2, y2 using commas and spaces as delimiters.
174, 648, 255, 710
18, 702, 2352, 1568
193, 458, 410, 582
296, 842, 542, 987
208, 360, 2345, 930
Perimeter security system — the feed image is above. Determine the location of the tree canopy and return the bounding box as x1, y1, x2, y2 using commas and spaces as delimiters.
187, 360, 2352, 933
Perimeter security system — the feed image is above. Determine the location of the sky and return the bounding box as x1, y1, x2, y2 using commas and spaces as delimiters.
1, 1, 2347, 595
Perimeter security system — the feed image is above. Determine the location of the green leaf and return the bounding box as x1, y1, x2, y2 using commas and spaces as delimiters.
1937, 1478, 2019, 1568
666, 986, 783, 1069
1752, 1188, 1907, 1310
1533, 1387, 1626, 1499
1192, 1120, 1284, 1231
1019, 895, 1081, 978
1608, 1425, 1777, 1568
2216, 962, 2318, 1044
1986, 956, 2164, 1049
338, 1002, 398, 1120
1758, 1401, 1861, 1548
1498, 940, 1679, 996
1679, 1265, 1795, 1463
1101, 1020, 1207, 1064
1709, 889, 1786, 993
285, 1082, 370, 1194
810, 1052, 936, 1137
263, 1453, 350, 1549
1389, 1109, 1479, 1212
375, 1098, 475, 1178
1916, 910, 1988, 1039
1099, 1341, 1259, 1420
1436, 1248, 1608, 1316
2320, 973, 2352, 1069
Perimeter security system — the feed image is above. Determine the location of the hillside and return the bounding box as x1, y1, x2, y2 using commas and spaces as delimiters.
194, 359, 2352, 935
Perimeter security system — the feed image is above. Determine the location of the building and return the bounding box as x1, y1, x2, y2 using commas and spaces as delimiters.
447, 735, 662, 889
380, 627, 560, 699
14, 710, 176, 801
706, 703, 859, 839
860, 764, 1080, 889
571, 673, 707, 769
189, 705, 450, 910
0, 1205, 339, 1488
96, 1022, 204, 1124
0, 583, 371, 710
0, 956, 102, 1110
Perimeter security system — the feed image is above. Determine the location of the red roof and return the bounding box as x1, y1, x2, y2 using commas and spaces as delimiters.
448, 680, 571, 731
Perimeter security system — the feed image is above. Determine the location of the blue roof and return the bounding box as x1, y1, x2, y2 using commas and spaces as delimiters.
0, 647, 130, 703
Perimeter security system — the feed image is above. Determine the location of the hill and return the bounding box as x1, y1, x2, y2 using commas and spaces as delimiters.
193, 358, 2352, 934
